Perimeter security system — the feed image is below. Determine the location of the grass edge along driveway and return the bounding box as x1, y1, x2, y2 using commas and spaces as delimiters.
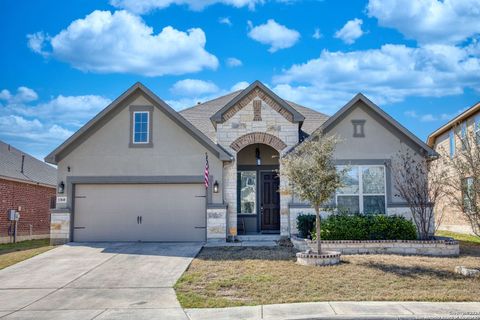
0, 239, 54, 270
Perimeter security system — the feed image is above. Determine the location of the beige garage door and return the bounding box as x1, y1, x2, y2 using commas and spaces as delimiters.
73, 184, 206, 242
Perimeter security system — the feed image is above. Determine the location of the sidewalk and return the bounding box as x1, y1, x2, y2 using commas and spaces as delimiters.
185, 301, 480, 320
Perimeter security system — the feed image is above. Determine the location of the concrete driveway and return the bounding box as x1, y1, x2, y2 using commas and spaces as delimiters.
0, 242, 202, 320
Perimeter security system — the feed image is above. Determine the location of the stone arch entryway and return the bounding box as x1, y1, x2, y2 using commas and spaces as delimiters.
236, 142, 281, 235
230, 132, 287, 153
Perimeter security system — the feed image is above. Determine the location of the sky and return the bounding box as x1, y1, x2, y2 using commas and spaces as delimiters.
1, 0, 480, 160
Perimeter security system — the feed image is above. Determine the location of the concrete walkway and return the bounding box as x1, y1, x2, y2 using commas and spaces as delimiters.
186, 301, 480, 320
0, 242, 202, 320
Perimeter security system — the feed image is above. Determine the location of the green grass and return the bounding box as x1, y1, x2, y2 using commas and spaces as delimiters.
0, 239, 54, 270
436, 230, 480, 246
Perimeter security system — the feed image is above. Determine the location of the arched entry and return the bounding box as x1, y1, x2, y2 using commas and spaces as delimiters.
236, 143, 280, 234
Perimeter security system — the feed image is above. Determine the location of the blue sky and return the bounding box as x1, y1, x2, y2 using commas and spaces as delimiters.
1, 0, 479, 159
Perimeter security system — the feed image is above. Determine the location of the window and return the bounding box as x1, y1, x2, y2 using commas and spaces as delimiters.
449, 129, 455, 158
351, 120, 366, 137
238, 171, 256, 214
460, 121, 468, 151
475, 115, 480, 145
463, 177, 475, 212
336, 165, 386, 214
133, 111, 149, 144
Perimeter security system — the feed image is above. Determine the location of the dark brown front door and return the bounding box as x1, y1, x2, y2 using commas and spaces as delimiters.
260, 171, 280, 231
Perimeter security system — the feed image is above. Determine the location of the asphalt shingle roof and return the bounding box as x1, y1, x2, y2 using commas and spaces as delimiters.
0, 140, 56, 187
179, 91, 329, 142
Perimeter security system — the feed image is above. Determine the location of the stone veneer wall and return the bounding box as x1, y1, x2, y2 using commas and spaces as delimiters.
291, 236, 459, 257
207, 206, 227, 242
217, 95, 299, 237
50, 210, 71, 245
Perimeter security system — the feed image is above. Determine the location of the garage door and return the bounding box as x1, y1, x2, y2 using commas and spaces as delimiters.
73, 184, 206, 242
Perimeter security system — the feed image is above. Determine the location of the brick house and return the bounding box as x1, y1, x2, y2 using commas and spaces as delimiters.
427, 101, 480, 235
46, 81, 436, 243
0, 140, 56, 243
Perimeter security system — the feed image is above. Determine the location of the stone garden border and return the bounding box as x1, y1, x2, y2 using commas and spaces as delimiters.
291, 235, 460, 257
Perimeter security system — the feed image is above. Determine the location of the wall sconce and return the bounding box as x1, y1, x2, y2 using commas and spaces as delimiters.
213, 180, 219, 193
255, 147, 261, 166
58, 181, 65, 194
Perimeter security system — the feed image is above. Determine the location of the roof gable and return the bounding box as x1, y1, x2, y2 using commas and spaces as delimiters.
210, 80, 305, 126
45, 82, 233, 164
427, 100, 480, 146
318, 93, 437, 157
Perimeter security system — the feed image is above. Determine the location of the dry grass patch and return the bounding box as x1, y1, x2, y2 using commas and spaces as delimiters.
175, 243, 480, 308
0, 239, 54, 270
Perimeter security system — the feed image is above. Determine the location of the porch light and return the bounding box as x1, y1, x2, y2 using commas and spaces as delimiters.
213, 180, 219, 193
58, 181, 65, 194
255, 147, 261, 166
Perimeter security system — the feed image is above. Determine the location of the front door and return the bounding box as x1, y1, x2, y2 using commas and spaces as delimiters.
260, 171, 280, 231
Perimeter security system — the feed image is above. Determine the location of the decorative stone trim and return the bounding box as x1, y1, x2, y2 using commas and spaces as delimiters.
296, 251, 341, 266
253, 100, 262, 121
207, 205, 227, 242
222, 87, 294, 123
50, 210, 71, 245
291, 235, 460, 257
230, 132, 288, 152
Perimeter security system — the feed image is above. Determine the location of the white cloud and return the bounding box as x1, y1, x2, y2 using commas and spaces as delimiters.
26, 32, 49, 57
231, 81, 250, 91
404, 109, 462, 122
0, 86, 110, 158
219, 17, 232, 26
367, 0, 480, 45
226, 57, 242, 67
273, 43, 480, 109
110, 0, 263, 13
248, 19, 300, 52
335, 18, 364, 44
171, 79, 219, 96
312, 28, 322, 40
0, 86, 39, 104
27, 10, 218, 77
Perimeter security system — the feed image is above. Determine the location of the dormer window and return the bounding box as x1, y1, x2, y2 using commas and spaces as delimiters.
129, 105, 153, 148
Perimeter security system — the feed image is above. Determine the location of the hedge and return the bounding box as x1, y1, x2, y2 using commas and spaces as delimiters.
296, 213, 417, 240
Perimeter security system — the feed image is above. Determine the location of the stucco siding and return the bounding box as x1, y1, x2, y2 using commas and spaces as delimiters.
56, 92, 223, 206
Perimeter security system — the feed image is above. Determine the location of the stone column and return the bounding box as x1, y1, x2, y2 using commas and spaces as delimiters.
50, 209, 71, 245
279, 161, 292, 237
207, 205, 227, 242
223, 160, 237, 238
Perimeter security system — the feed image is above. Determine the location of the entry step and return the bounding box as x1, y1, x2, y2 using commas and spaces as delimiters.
237, 235, 281, 241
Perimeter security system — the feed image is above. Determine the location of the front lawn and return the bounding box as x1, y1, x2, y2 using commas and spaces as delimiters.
0, 239, 54, 270
175, 241, 480, 308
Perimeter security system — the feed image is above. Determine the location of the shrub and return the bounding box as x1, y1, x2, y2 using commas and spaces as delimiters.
296, 214, 317, 239
298, 213, 417, 240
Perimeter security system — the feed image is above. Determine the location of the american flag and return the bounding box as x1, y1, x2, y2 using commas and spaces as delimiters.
204, 153, 209, 189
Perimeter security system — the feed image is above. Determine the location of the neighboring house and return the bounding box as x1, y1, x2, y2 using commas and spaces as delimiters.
427, 101, 480, 235
0, 140, 56, 243
46, 81, 436, 243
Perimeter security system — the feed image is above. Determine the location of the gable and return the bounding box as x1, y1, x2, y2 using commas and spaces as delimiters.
321, 94, 437, 158
210, 80, 305, 126
45, 83, 232, 164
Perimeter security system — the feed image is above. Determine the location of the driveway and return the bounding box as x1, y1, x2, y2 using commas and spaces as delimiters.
0, 242, 202, 320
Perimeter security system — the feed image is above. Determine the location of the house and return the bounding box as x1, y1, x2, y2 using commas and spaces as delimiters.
0, 140, 56, 243
46, 81, 436, 244
427, 101, 480, 235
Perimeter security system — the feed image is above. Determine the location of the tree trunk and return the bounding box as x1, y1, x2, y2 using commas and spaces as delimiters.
315, 205, 321, 254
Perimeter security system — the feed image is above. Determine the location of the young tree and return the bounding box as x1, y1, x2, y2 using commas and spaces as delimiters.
440, 129, 480, 236
390, 148, 446, 240
281, 134, 344, 253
